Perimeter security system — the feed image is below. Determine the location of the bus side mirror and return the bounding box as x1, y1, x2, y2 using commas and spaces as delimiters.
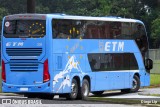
145, 59, 153, 70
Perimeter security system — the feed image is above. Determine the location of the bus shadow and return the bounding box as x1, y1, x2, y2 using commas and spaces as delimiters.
89, 91, 141, 98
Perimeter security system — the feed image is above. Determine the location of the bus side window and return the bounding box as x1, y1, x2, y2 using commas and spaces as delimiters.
134, 24, 148, 54
86, 26, 92, 39
52, 24, 57, 38
52, 20, 59, 38
104, 23, 110, 39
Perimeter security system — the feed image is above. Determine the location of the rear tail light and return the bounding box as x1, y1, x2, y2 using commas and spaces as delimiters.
2, 60, 6, 82
43, 59, 50, 82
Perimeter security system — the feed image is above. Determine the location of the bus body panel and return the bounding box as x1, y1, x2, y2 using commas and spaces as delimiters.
2, 82, 51, 93
1, 14, 150, 95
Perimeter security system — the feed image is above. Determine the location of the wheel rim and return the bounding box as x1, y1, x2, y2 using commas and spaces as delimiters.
71, 82, 77, 97
83, 83, 89, 96
132, 78, 137, 90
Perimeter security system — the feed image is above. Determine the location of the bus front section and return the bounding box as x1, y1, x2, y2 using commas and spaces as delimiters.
1, 14, 51, 93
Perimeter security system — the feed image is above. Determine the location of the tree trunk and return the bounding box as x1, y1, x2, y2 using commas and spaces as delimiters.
27, 0, 35, 13
158, 0, 160, 7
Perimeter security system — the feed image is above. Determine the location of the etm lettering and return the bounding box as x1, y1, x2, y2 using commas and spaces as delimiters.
105, 42, 124, 52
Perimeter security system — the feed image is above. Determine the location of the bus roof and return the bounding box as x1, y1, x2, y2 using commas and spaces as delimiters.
48, 14, 144, 24
4, 13, 144, 24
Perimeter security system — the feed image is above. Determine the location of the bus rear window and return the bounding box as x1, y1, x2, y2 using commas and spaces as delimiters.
3, 20, 46, 38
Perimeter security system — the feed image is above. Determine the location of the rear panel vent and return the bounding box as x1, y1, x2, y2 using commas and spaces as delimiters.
10, 63, 38, 72
6, 48, 42, 56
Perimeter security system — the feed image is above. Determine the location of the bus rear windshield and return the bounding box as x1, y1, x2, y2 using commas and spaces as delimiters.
3, 20, 46, 38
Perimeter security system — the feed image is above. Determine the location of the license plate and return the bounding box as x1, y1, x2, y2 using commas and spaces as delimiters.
20, 88, 28, 91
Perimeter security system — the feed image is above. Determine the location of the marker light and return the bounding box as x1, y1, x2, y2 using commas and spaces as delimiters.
2, 60, 6, 82
43, 59, 50, 82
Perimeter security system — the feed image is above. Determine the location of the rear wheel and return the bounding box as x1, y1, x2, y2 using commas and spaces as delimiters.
66, 79, 78, 100
92, 91, 104, 96
81, 79, 89, 100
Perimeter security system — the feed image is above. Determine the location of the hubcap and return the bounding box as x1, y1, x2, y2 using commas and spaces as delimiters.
71, 82, 77, 96
132, 78, 137, 90
83, 83, 88, 96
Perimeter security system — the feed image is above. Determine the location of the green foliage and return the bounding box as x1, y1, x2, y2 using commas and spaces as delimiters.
150, 74, 160, 86
0, 7, 9, 21
36, 5, 50, 13
151, 17, 160, 48
0, 0, 160, 48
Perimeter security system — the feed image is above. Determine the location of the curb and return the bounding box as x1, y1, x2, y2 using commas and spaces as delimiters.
0, 93, 22, 96
138, 93, 160, 97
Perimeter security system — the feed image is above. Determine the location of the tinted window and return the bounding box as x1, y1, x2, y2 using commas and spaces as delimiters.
52, 19, 85, 39
52, 19, 147, 40
3, 20, 46, 38
88, 53, 138, 71
134, 24, 148, 57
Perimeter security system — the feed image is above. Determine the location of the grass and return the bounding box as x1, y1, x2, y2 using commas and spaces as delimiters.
145, 94, 160, 97
150, 74, 160, 87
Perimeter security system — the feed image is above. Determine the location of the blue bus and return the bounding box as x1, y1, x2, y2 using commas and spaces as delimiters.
1, 14, 153, 100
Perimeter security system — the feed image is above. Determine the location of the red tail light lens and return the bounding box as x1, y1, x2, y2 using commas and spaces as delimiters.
43, 59, 50, 82
2, 60, 6, 82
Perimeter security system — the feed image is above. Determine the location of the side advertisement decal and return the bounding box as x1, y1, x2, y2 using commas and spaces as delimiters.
53, 55, 85, 92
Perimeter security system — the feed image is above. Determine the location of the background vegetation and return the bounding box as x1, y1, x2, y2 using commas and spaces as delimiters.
0, 0, 160, 48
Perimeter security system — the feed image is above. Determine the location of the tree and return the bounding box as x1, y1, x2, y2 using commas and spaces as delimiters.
151, 17, 160, 48
0, 0, 26, 14
0, 7, 9, 29
0, 0, 159, 48
0, 7, 8, 20
27, 0, 35, 13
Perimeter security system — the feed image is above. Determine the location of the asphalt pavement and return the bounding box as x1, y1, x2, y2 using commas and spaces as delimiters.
0, 88, 160, 107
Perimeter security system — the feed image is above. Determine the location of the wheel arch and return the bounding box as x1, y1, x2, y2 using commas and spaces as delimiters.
133, 72, 140, 85
134, 72, 140, 78
72, 76, 81, 89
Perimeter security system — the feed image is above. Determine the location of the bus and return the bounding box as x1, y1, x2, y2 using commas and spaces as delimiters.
1, 14, 153, 100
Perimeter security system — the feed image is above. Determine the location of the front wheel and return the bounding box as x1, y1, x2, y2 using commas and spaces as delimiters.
121, 75, 140, 93
130, 75, 140, 92
81, 79, 89, 100
66, 79, 78, 100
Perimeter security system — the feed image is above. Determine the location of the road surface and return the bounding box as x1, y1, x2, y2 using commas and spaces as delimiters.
0, 88, 160, 107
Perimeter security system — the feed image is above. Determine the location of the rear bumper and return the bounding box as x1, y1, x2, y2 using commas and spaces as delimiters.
2, 82, 51, 93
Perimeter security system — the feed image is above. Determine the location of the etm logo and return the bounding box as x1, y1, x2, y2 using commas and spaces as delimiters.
6, 42, 24, 47
105, 41, 124, 52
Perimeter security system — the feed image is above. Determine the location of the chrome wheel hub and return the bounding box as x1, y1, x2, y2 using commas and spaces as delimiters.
132, 78, 137, 89
71, 83, 77, 96
83, 84, 88, 96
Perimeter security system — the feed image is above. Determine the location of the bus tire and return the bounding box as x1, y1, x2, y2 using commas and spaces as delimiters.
81, 79, 89, 100
92, 91, 104, 96
121, 75, 140, 93
66, 79, 78, 100
130, 75, 140, 92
